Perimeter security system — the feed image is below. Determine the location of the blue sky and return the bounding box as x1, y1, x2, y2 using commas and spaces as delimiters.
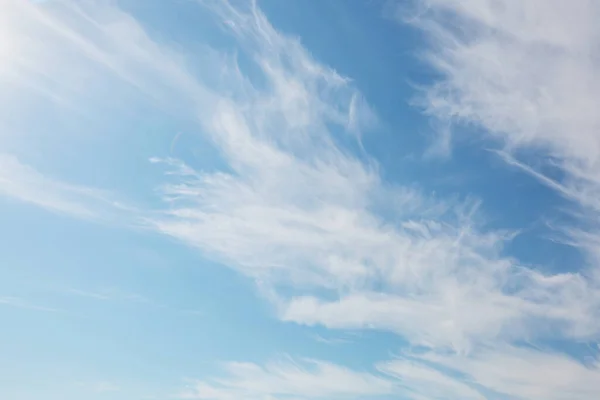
1, 0, 600, 399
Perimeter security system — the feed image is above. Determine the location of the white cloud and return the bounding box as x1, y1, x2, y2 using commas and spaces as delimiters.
67, 288, 152, 304
406, 0, 600, 234
178, 358, 395, 400
0, 154, 125, 221
407, 0, 600, 161
151, 2, 600, 398
177, 356, 490, 400
415, 345, 600, 400
151, 0, 599, 374
5, 1, 600, 398
0, 295, 61, 313
0, 0, 220, 121
378, 359, 484, 400
311, 333, 352, 345
391, 2, 600, 397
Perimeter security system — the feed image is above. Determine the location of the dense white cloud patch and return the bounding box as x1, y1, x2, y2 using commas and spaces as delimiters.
2, 0, 600, 399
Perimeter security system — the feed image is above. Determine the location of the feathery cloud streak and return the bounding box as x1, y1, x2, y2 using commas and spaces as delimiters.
0, 154, 127, 221
179, 358, 395, 400
179, 356, 490, 400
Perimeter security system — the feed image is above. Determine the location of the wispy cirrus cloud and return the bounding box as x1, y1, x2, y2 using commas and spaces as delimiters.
4, 0, 600, 399
0, 0, 211, 113
0, 295, 61, 313
412, 345, 600, 400
65, 287, 203, 316
0, 154, 124, 221
179, 356, 489, 400
377, 359, 484, 400
149, 2, 600, 397
67, 288, 152, 304
179, 358, 396, 400
407, 0, 600, 159
406, 0, 600, 230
